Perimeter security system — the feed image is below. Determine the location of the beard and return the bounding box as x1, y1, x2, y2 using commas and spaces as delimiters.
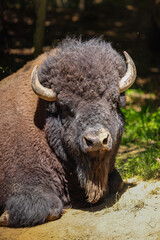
76, 150, 111, 204
61, 130, 117, 204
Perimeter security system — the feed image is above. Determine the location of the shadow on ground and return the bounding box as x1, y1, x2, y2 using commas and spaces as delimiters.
83, 181, 137, 212
0, 180, 160, 240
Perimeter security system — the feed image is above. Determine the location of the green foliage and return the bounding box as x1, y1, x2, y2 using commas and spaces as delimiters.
116, 147, 160, 180
116, 90, 160, 180
122, 105, 160, 145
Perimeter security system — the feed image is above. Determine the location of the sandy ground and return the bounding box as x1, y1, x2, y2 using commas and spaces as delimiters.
0, 179, 160, 240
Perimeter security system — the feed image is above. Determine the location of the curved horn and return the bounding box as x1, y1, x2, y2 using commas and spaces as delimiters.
119, 51, 137, 93
31, 65, 56, 101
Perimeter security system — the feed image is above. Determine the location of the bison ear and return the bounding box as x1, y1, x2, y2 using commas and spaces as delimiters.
119, 51, 136, 93
31, 65, 57, 102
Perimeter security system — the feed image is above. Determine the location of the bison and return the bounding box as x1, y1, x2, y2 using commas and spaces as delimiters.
0, 38, 136, 227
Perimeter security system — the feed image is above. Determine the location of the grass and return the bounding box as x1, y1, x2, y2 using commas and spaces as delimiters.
116, 89, 160, 180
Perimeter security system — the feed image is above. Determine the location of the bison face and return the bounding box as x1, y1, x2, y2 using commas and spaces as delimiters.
31, 38, 136, 203
45, 93, 126, 203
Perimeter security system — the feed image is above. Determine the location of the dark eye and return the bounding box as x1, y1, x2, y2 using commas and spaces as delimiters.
61, 106, 74, 118
61, 107, 69, 118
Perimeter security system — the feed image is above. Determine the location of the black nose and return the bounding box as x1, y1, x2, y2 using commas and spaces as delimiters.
82, 128, 112, 153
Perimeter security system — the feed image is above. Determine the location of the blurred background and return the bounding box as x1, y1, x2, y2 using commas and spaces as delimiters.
0, 0, 159, 179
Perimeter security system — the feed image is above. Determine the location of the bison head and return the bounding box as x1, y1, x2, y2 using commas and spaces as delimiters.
31, 38, 136, 204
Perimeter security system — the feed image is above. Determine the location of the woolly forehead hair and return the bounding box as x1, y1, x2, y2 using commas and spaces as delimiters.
38, 38, 126, 100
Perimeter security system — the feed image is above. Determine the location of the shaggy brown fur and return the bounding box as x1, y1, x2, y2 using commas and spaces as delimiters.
0, 38, 127, 227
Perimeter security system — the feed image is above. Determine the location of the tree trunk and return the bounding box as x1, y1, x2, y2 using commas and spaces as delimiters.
56, 0, 63, 8
149, 0, 160, 53
79, 0, 85, 11
34, 0, 47, 57
0, 0, 4, 33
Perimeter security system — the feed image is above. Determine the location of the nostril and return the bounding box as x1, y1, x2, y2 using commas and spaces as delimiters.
103, 136, 108, 145
84, 137, 93, 147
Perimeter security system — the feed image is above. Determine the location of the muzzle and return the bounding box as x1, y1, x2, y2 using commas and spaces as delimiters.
81, 127, 112, 153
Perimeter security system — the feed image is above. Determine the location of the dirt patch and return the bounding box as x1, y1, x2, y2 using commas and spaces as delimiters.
0, 179, 160, 240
